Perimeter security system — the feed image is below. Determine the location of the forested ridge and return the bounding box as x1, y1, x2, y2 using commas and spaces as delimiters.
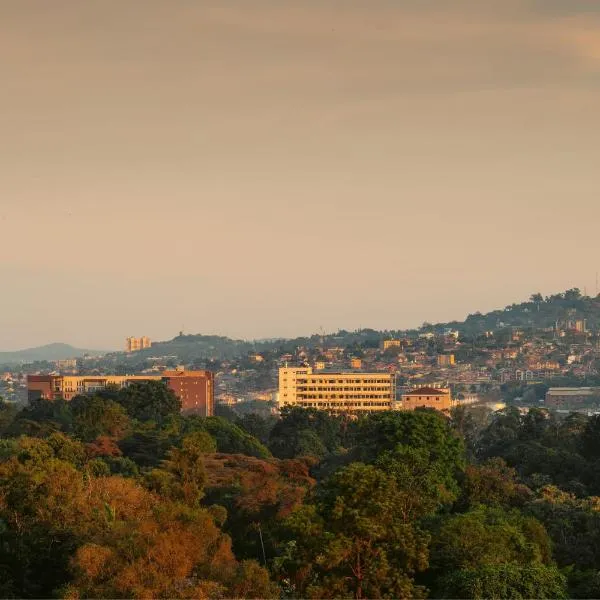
1, 383, 600, 598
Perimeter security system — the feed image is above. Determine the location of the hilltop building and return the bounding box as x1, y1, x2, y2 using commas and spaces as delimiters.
27, 368, 213, 416
278, 366, 395, 412
126, 336, 152, 352
382, 339, 402, 350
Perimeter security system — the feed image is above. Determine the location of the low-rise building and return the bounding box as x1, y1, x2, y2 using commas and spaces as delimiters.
350, 357, 363, 369
401, 386, 452, 412
545, 387, 599, 408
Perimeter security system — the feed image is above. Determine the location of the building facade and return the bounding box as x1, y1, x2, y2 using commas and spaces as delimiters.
437, 354, 455, 367
162, 369, 214, 416
382, 339, 402, 350
125, 336, 152, 352
278, 366, 395, 412
54, 359, 78, 370
27, 369, 214, 416
545, 387, 598, 408
401, 386, 452, 412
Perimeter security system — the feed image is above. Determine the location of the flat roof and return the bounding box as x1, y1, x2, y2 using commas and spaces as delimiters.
547, 387, 596, 395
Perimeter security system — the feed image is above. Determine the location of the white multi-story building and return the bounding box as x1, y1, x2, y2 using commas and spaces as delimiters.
278, 366, 395, 412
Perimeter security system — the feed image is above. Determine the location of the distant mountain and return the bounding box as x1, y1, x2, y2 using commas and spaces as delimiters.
0, 343, 105, 365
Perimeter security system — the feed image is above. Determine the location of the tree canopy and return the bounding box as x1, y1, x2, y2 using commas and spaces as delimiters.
2, 391, 600, 598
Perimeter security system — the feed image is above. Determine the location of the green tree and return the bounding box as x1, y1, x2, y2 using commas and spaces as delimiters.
8, 398, 72, 437
238, 413, 277, 445
520, 407, 554, 441
527, 486, 600, 571
116, 381, 181, 424
118, 421, 180, 467
46, 432, 88, 469
451, 404, 491, 459
279, 463, 429, 599
559, 412, 589, 451
269, 407, 344, 459
0, 399, 17, 435
71, 395, 130, 442
146, 431, 215, 506
478, 406, 522, 460
376, 445, 459, 520
178, 416, 271, 458
435, 564, 567, 599
351, 410, 465, 496
429, 505, 553, 572
581, 415, 600, 460
461, 458, 532, 509
202, 417, 271, 458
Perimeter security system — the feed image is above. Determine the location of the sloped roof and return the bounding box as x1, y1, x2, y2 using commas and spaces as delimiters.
403, 386, 448, 396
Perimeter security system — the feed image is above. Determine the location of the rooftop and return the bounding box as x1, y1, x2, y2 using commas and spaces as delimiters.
403, 386, 449, 396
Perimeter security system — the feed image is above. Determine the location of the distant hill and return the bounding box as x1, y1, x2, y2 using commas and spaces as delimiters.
7, 289, 598, 367
0, 343, 105, 365
428, 288, 600, 336
128, 334, 257, 362
94, 290, 600, 365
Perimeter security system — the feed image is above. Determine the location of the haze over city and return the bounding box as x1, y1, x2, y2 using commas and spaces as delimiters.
2, 0, 600, 350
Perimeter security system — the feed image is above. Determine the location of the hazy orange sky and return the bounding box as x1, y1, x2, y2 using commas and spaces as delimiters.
1, 1, 600, 350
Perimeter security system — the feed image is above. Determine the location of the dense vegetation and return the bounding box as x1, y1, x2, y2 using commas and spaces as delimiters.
2, 383, 600, 597
437, 288, 600, 336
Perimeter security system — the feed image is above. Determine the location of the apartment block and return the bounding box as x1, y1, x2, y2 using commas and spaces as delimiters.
437, 354, 456, 367
382, 339, 402, 351
278, 366, 395, 412
126, 336, 152, 352
27, 369, 214, 416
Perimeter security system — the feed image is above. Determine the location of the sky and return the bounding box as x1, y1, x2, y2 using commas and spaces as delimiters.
1, 1, 600, 350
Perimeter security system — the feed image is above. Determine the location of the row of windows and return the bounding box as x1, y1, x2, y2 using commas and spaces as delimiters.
296, 378, 391, 385
404, 398, 444, 402
299, 401, 391, 408
298, 394, 392, 400
296, 385, 390, 394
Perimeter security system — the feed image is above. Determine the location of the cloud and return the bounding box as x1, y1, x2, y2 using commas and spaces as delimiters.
529, 0, 600, 17
196, 1, 600, 89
